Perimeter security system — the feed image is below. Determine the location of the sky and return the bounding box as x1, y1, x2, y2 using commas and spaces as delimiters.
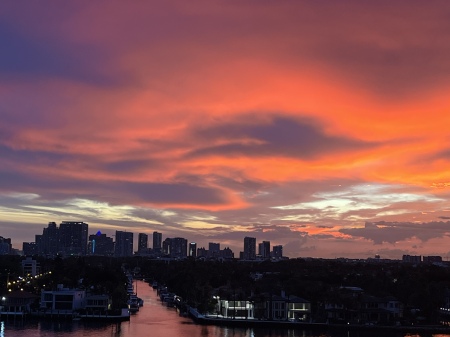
1, 1, 450, 259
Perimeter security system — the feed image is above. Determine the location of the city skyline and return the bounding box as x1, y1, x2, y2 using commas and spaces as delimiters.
2, 2, 450, 259
17, 221, 282, 260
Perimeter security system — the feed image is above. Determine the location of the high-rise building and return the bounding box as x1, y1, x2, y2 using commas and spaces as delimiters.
273, 245, 283, 258
208, 242, 220, 258
115, 231, 134, 257
162, 237, 187, 258
222, 247, 234, 259
0, 236, 12, 255
138, 233, 148, 253
162, 238, 171, 256
35, 234, 43, 256
153, 231, 162, 252
59, 221, 88, 256
189, 242, 197, 257
88, 231, 114, 256
22, 242, 37, 256
259, 241, 270, 259
243, 237, 256, 260
171, 237, 188, 258
40, 222, 59, 257
197, 247, 207, 258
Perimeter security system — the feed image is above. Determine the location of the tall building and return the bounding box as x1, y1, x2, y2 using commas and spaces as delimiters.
189, 242, 197, 257
138, 233, 148, 253
222, 247, 234, 259
243, 237, 256, 260
197, 247, 207, 258
208, 242, 220, 258
59, 221, 88, 256
35, 234, 43, 256
40, 222, 59, 257
0, 236, 12, 255
162, 237, 187, 258
259, 241, 270, 259
88, 231, 114, 256
22, 242, 37, 256
115, 231, 134, 257
170, 237, 188, 258
273, 245, 283, 258
153, 231, 162, 252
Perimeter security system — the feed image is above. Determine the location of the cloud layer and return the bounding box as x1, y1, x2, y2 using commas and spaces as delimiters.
1, 1, 450, 258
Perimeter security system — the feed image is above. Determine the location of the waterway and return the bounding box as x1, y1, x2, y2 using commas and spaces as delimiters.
0, 280, 447, 337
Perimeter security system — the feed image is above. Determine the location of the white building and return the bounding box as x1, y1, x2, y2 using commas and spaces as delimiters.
22, 257, 40, 277
218, 299, 254, 319
40, 285, 85, 312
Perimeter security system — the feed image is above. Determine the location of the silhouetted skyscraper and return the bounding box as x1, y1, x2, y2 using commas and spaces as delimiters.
162, 237, 187, 258
189, 242, 197, 257
22, 242, 37, 256
259, 241, 270, 259
88, 231, 114, 256
138, 233, 148, 253
0, 236, 12, 255
208, 242, 220, 258
171, 237, 187, 258
243, 237, 256, 260
115, 231, 133, 257
40, 222, 59, 257
59, 221, 88, 256
273, 245, 283, 258
153, 231, 162, 252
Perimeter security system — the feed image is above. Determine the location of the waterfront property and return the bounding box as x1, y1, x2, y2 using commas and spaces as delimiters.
0, 290, 38, 316
38, 283, 129, 320
212, 291, 311, 321
84, 294, 111, 314
324, 287, 403, 324
40, 284, 85, 313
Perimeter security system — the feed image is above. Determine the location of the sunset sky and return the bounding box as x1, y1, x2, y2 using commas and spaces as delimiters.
1, 1, 450, 259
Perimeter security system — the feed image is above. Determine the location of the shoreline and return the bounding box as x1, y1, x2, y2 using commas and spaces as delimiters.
188, 308, 450, 333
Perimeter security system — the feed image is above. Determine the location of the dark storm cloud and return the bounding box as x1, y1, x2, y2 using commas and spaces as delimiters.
189, 116, 373, 159
340, 221, 450, 245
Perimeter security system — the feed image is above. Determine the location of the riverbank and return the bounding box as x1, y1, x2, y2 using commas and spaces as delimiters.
188, 307, 450, 334
0, 309, 130, 322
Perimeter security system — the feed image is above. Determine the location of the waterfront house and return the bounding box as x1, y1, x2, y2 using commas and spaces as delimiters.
359, 295, 403, 323
0, 291, 38, 315
84, 294, 111, 314
40, 284, 85, 313
264, 293, 311, 321
217, 299, 254, 319
287, 295, 311, 321
324, 287, 402, 324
